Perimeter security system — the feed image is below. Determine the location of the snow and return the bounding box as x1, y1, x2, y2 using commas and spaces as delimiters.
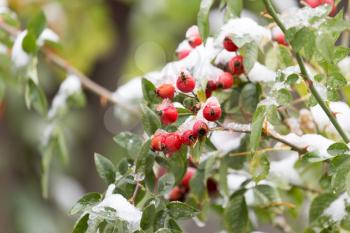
91, 184, 142, 231
12, 28, 59, 67
216, 18, 271, 46
338, 56, 350, 78
323, 193, 350, 222
12, 30, 31, 67
311, 102, 350, 136
227, 173, 249, 191
48, 74, 81, 118
269, 151, 302, 185
280, 5, 328, 29
210, 131, 244, 153
282, 133, 335, 161
248, 62, 276, 83
37, 28, 59, 46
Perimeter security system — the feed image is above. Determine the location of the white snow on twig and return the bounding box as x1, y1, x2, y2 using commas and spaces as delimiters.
248, 62, 276, 83
48, 74, 81, 118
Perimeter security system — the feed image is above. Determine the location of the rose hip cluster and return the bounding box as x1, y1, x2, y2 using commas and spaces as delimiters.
176, 26, 202, 60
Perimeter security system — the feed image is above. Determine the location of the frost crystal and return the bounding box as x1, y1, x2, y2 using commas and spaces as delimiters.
91, 184, 142, 232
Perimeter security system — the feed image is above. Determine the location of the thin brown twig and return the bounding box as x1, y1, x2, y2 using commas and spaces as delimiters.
0, 17, 139, 116
129, 182, 142, 205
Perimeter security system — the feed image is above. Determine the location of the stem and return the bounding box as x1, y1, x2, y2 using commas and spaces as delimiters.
263, 0, 349, 143
0, 18, 139, 117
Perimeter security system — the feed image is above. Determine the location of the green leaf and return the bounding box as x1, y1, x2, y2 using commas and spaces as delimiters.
41, 146, 53, 199
25, 79, 48, 116
197, 0, 215, 41
250, 153, 270, 182
136, 139, 152, 174
334, 46, 350, 63
224, 190, 249, 233
249, 105, 266, 152
239, 83, 259, 114
225, 0, 243, 18
167, 201, 198, 219
278, 45, 294, 67
309, 192, 336, 223
239, 41, 258, 72
70, 192, 102, 215
72, 214, 89, 233
252, 185, 280, 207
276, 88, 292, 105
155, 229, 172, 233
140, 104, 161, 135
168, 146, 188, 184
286, 73, 299, 85
291, 27, 314, 53
27, 11, 47, 37
327, 142, 349, 156
113, 132, 143, 160
158, 173, 175, 195
22, 31, 37, 54
94, 153, 116, 184
340, 215, 350, 230
331, 158, 350, 195
316, 32, 334, 62
141, 203, 156, 230
142, 78, 158, 103
165, 218, 182, 232
327, 73, 347, 90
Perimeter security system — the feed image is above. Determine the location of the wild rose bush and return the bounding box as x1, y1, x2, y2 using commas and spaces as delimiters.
1, 0, 350, 232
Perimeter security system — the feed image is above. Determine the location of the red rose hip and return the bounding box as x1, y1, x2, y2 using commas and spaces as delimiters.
169, 186, 185, 201
177, 71, 196, 93
164, 133, 182, 153
181, 167, 196, 188
151, 133, 166, 151
160, 106, 178, 125
192, 120, 209, 138
203, 102, 222, 121
205, 80, 217, 98
156, 84, 175, 99
217, 72, 234, 89
223, 37, 238, 52
228, 55, 244, 75
181, 130, 197, 146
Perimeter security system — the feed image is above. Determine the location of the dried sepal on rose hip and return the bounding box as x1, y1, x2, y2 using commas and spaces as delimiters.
177, 70, 196, 93
223, 36, 238, 52
228, 55, 244, 76
192, 120, 209, 138
157, 100, 178, 125
203, 99, 222, 122
181, 129, 197, 146
186, 25, 202, 48
217, 72, 234, 89
156, 83, 175, 99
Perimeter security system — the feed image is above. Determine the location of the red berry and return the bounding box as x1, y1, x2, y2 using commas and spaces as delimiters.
156, 84, 175, 99
160, 106, 178, 125
176, 71, 196, 93
217, 72, 234, 89
203, 102, 222, 122
228, 55, 244, 75
169, 186, 185, 201
188, 36, 202, 48
177, 49, 191, 60
305, 0, 336, 16
164, 133, 182, 153
181, 167, 196, 188
223, 37, 238, 52
207, 178, 218, 195
192, 120, 209, 138
205, 80, 217, 98
186, 25, 202, 48
181, 130, 197, 146
271, 27, 288, 46
151, 133, 166, 151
